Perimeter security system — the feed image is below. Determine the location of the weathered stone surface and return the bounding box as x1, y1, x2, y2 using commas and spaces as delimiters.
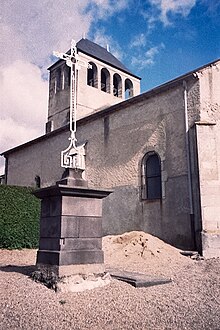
60, 216, 102, 238
39, 216, 103, 239
41, 197, 61, 217
40, 217, 61, 238
37, 250, 104, 266
35, 183, 111, 276
60, 216, 79, 237
62, 196, 102, 217
39, 238, 60, 250
202, 232, 220, 258
39, 238, 102, 251
78, 217, 102, 238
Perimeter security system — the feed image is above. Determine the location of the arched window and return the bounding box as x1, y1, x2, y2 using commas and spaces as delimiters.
113, 73, 122, 98
142, 152, 162, 200
64, 65, 71, 88
125, 78, 133, 99
101, 68, 110, 93
35, 175, 41, 188
55, 68, 62, 93
87, 62, 98, 88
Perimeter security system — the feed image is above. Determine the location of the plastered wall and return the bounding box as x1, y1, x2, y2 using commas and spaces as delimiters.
6, 78, 201, 250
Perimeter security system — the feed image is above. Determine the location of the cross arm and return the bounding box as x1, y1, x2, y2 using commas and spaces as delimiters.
53, 51, 72, 61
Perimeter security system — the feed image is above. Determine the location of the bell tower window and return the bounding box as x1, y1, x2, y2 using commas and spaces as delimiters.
87, 62, 98, 88
113, 73, 122, 98
55, 68, 62, 94
64, 65, 71, 88
125, 78, 133, 99
101, 68, 110, 93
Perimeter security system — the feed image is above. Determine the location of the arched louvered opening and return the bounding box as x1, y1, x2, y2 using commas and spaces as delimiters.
113, 73, 122, 98
125, 78, 133, 99
101, 68, 110, 93
87, 62, 98, 88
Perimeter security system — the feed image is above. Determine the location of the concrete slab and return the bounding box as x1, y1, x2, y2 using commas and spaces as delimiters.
107, 269, 172, 288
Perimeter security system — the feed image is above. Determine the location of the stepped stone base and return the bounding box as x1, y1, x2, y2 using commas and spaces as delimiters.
33, 169, 112, 279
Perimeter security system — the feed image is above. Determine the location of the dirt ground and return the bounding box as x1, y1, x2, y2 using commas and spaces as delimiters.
0, 231, 219, 329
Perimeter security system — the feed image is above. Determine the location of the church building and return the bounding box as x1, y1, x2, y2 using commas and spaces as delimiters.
2, 38, 220, 258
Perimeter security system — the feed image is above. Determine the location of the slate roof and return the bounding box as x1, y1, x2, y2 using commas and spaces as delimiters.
49, 38, 140, 79
77, 38, 139, 78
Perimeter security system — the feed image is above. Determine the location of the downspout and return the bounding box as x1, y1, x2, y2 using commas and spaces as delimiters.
183, 80, 196, 249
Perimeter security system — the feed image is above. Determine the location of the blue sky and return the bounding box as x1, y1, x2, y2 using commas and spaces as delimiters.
88, 0, 220, 92
0, 0, 220, 173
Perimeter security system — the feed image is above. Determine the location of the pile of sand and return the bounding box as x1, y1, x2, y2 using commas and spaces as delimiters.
103, 231, 184, 260
103, 231, 192, 275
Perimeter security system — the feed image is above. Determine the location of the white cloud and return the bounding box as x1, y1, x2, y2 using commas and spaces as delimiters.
148, 0, 197, 25
0, 0, 129, 175
131, 43, 165, 69
130, 33, 147, 48
1, 61, 48, 129
1, 1, 93, 68
1, 1, 94, 174
0, 60, 48, 174
89, 0, 129, 18
0, 118, 41, 153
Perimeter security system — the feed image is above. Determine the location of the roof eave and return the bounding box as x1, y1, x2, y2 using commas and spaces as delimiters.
48, 49, 141, 80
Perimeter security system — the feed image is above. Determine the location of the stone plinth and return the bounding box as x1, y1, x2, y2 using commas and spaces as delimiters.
33, 182, 112, 277
201, 232, 220, 259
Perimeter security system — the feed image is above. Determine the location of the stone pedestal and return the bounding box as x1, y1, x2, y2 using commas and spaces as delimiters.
33, 170, 112, 278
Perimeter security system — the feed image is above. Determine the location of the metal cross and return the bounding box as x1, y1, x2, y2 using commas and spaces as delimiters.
53, 40, 90, 169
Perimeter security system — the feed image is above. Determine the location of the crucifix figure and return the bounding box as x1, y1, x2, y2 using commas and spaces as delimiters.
53, 40, 90, 170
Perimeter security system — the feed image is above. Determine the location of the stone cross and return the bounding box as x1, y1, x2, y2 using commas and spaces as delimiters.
53, 40, 90, 170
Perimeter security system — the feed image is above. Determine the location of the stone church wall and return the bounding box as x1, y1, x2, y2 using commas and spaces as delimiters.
5, 78, 201, 250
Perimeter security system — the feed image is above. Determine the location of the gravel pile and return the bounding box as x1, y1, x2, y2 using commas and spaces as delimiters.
0, 231, 220, 329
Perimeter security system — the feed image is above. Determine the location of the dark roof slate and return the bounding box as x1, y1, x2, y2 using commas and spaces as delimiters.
77, 38, 138, 77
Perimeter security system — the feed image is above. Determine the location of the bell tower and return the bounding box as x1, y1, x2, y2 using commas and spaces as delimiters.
46, 38, 141, 133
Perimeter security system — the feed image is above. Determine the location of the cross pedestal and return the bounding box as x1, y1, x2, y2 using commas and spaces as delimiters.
33, 170, 112, 278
